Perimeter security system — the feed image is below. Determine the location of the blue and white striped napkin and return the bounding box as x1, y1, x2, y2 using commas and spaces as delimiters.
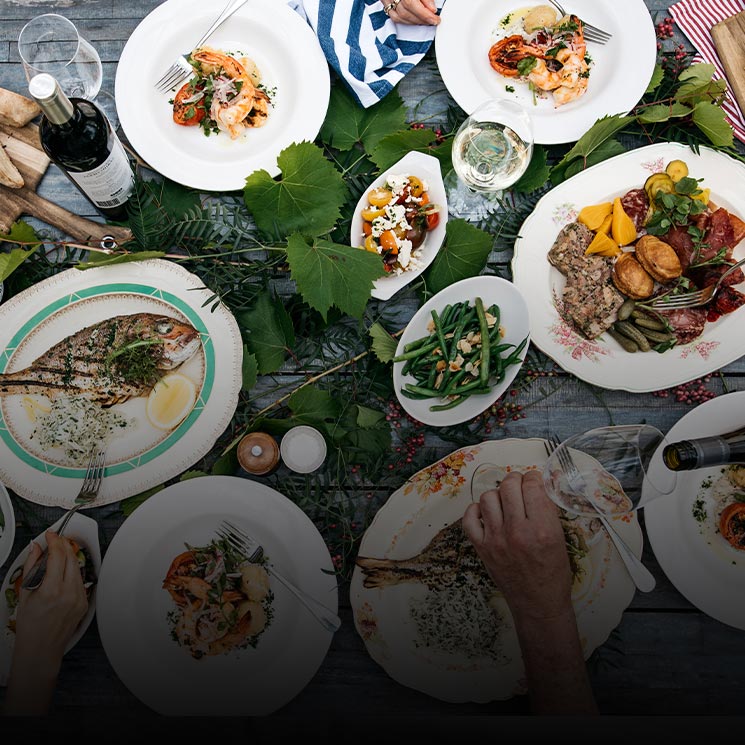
289, 0, 445, 107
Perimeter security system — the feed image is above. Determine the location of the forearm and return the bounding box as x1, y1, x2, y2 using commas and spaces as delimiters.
4, 646, 62, 716
513, 609, 598, 715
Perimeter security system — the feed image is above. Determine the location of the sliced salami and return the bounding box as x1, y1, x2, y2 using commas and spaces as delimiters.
704, 208, 736, 254
620, 188, 649, 231
663, 225, 695, 271
657, 307, 706, 345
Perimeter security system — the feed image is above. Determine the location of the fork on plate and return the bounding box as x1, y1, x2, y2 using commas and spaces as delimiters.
546, 0, 612, 44
216, 519, 342, 635
544, 435, 655, 593
22, 448, 106, 591
647, 256, 745, 311
154, 0, 251, 93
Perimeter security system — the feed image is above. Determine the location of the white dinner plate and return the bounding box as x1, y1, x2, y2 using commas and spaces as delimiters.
96, 476, 337, 715
512, 142, 745, 392
115, 0, 330, 191
351, 151, 448, 301
645, 392, 745, 630
435, 0, 656, 144
351, 438, 641, 702
0, 260, 242, 506
0, 512, 101, 686
393, 276, 530, 427
0, 483, 14, 569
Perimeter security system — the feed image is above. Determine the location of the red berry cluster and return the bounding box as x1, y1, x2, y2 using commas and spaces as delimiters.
652, 376, 717, 404
410, 121, 445, 144
385, 400, 426, 470
477, 394, 526, 434
655, 16, 675, 39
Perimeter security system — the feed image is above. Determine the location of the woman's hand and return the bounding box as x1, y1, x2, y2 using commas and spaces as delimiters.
386, 0, 441, 26
463, 470, 572, 621
4, 531, 89, 715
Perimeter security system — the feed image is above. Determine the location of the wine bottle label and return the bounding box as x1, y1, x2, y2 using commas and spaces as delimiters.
67, 139, 134, 209
690, 437, 731, 466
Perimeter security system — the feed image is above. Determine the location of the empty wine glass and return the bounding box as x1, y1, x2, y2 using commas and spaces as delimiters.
18, 14, 118, 128
446, 98, 533, 221
469, 462, 510, 503
543, 425, 678, 517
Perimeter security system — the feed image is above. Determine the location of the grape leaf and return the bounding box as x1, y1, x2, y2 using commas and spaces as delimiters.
369, 322, 398, 363
243, 141, 347, 240
549, 114, 633, 183
286, 233, 384, 320
692, 101, 734, 148
424, 219, 493, 295
211, 448, 238, 475
76, 250, 166, 271
645, 63, 665, 94
563, 139, 626, 179
512, 146, 549, 194
0, 221, 41, 281
369, 129, 440, 171
356, 404, 386, 428
288, 385, 341, 424
237, 291, 296, 374
242, 346, 258, 391
319, 84, 408, 153
637, 102, 691, 123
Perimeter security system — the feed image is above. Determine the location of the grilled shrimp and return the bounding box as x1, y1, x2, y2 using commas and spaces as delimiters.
552, 49, 589, 105
528, 58, 563, 91
191, 46, 257, 139
488, 35, 544, 77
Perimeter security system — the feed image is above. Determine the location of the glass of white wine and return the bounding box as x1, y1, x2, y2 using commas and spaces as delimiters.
447, 99, 533, 221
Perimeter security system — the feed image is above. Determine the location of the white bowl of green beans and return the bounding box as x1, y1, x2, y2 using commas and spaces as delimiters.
392, 276, 530, 427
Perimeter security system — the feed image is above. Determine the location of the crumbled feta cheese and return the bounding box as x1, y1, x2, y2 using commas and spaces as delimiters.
397, 238, 413, 268
386, 173, 409, 193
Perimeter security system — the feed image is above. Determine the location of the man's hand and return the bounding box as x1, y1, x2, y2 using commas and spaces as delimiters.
388, 0, 441, 26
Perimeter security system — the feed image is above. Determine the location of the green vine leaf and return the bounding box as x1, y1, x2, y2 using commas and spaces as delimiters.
356, 404, 386, 428
238, 291, 296, 374
691, 101, 734, 148
76, 250, 166, 270
243, 141, 347, 240
645, 63, 665, 94
513, 146, 549, 193
637, 102, 691, 123
288, 384, 341, 424
0, 221, 41, 281
319, 84, 408, 153
369, 129, 439, 171
286, 233, 384, 320
549, 114, 634, 184
211, 448, 238, 475
369, 322, 398, 363
242, 347, 259, 391
563, 139, 626, 179
424, 219, 493, 295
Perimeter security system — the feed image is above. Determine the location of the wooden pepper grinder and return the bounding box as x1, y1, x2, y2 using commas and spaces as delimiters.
237, 432, 280, 476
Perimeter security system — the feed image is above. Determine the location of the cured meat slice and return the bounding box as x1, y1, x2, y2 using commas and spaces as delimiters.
707, 285, 745, 323
663, 225, 695, 271
704, 208, 736, 254
620, 188, 649, 232
689, 262, 745, 290
657, 307, 706, 345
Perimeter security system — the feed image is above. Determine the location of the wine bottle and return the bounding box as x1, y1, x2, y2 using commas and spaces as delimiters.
663, 426, 745, 471
28, 73, 134, 222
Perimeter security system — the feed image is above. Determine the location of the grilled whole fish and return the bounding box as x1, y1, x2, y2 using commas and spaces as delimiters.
356, 519, 496, 592
0, 313, 200, 407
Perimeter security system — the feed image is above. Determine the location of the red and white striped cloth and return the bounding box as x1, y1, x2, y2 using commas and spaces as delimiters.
670, 0, 745, 143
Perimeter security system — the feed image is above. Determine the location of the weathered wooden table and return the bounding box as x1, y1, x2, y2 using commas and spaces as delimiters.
0, 0, 744, 721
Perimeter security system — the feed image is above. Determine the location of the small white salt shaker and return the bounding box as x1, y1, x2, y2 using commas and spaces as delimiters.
280, 425, 327, 474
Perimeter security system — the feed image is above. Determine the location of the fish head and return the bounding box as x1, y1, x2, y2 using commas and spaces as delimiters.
143, 316, 201, 369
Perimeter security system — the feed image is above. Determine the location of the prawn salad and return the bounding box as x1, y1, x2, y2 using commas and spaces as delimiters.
162, 537, 274, 659
488, 7, 592, 107
171, 46, 274, 139
358, 174, 441, 275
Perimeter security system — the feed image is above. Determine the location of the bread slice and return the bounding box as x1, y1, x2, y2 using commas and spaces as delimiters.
0, 87, 40, 128
0, 145, 24, 189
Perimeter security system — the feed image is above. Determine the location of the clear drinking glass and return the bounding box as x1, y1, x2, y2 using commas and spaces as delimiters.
542, 425, 678, 517
446, 98, 534, 221
18, 14, 117, 127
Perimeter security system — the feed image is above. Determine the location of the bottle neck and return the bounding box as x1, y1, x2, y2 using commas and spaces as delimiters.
28, 74, 76, 126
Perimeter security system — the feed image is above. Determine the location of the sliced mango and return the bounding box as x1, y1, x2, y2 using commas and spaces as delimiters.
597, 213, 613, 235
578, 202, 613, 231
611, 197, 637, 246
585, 231, 621, 257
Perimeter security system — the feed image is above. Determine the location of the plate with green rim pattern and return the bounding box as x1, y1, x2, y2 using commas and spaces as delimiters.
0, 260, 242, 507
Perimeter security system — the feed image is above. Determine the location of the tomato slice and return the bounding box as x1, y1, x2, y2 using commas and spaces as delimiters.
426, 211, 440, 230
720, 502, 745, 551
173, 82, 206, 126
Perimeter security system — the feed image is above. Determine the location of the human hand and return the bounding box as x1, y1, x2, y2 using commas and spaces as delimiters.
13, 531, 88, 663
463, 470, 573, 622
385, 0, 441, 26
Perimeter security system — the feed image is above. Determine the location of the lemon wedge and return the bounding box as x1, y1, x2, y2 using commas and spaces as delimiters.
146, 373, 197, 431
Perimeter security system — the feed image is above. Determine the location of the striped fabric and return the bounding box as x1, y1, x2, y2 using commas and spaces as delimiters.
289, 0, 445, 107
669, 0, 745, 143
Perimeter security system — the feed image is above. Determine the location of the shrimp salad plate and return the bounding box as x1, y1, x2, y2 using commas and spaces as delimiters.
0, 260, 242, 507
96, 476, 338, 715
351, 438, 641, 703
435, 0, 656, 144
116, 0, 330, 190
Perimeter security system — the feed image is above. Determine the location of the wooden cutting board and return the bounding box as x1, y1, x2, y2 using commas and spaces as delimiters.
712, 11, 745, 118
0, 122, 132, 246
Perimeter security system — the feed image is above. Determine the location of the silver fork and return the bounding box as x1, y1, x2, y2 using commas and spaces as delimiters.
22, 448, 106, 591
647, 256, 745, 310
546, 0, 613, 43
216, 519, 342, 635
154, 0, 251, 93
544, 436, 655, 593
